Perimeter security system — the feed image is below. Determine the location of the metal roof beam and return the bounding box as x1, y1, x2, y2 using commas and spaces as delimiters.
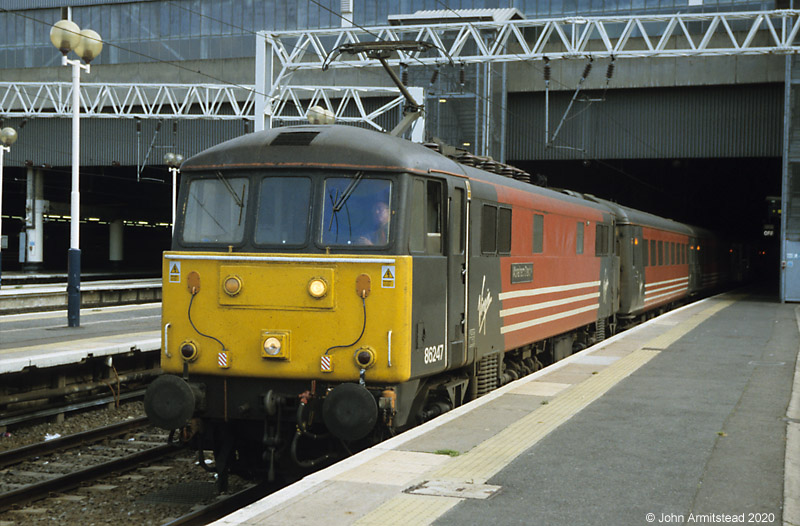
260, 9, 800, 73
0, 83, 256, 120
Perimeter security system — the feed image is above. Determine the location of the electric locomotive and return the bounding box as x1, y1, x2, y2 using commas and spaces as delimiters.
143, 123, 728, 487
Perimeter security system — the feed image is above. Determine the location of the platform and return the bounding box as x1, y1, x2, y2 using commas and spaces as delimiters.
0, 304, 161, 373
0, 276, 161, 314
212, 291, 800, 526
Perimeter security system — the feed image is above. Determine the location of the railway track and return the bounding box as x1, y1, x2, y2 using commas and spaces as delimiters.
0, 417, 176, 512
0, 408, 280, 524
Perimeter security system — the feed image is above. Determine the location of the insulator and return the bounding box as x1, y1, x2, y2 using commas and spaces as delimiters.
429, 67, 439, 85
606, 62, 615, 80
459, 64, 465, 87
582, 61, 593, 80
544, 63, 551, 82
401, 64, 408, 86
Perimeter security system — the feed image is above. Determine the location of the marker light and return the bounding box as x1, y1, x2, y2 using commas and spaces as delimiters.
223, 275, 243, 296
308, 278, 328, 299
354, 346, 376, 368
263, 337, 282, 356
180, 341, 198, 362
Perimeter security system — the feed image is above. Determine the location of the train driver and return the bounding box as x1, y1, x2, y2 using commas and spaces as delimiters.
358, 200, 390, 245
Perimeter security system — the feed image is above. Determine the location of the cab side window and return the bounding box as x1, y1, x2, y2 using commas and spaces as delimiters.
410, 178, 443, 254
481, 205, 497, 254
481, 204, 512, 255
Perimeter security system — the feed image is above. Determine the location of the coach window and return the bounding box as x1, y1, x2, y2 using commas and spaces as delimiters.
658, 240, 664, 266
595, 224, 610, 257
650, 239, 656, 267
670, 242, 675, 265
481, 205, 497, 254
533, 214, 544, 253
643, 239, 649, 266
576, 222, 585, 255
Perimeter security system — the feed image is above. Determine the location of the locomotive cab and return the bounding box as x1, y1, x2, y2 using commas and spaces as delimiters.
144, 125, 472, 485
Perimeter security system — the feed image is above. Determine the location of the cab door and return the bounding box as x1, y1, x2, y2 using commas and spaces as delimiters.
409, 177, 448, 376
446, 179, 469, 369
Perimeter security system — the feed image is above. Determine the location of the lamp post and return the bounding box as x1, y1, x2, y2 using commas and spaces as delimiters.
50, 19, 103, 328
0, 127, 19, 289
164, 153, 183, 234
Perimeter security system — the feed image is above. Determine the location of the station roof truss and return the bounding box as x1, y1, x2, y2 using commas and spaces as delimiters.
254, 9, 800, 134
261, 9, 800, 75
0, 82, 255, 120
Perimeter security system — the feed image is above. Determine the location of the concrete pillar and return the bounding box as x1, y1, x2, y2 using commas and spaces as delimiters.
22, 167, 44, 271
109, 219, 123, 268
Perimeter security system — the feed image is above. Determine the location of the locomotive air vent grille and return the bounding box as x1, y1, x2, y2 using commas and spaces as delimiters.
270, 131, 320, 146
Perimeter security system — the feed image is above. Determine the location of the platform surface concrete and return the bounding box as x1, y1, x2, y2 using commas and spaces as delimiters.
211, 291, 799, 526
0, 304, 161, 373
0, 277, 161, 314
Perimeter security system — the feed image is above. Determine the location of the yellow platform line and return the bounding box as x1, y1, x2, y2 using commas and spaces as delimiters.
429, 347, 659, 483
352, 349, 657, 526
353, 494, 462, 526
330, 296, 742, 526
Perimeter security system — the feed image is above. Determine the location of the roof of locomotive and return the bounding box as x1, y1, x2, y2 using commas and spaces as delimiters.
181, 124, 616, 217
181, 124, 465, 175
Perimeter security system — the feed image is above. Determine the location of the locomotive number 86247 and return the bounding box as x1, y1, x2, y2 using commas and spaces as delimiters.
144, 124, 741, 489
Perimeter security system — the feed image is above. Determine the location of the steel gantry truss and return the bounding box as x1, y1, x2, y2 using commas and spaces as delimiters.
259, 10, 800, 77
1, 10, 796, 125
0, 82, 255, 120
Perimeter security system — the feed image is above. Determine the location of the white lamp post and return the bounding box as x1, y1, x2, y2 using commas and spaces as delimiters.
164, 153, 184, 234
50, 19, 103, 328
0, 126, 19, 289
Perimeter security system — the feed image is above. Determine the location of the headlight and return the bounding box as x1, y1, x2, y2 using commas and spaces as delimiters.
222, 275, 243, 296
263, 337, 282, 356
261, 332, 289, 359
308, 277, 328, 299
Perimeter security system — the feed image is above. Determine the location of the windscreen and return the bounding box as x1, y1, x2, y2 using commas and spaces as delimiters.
182, 176, 248, 244
255, 176, 311, 246
321, 176, 392, 246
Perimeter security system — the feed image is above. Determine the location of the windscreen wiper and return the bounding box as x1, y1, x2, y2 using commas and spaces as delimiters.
215, 171, 246, 225
327, 172, 363, 237
331, 171, 364, 213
